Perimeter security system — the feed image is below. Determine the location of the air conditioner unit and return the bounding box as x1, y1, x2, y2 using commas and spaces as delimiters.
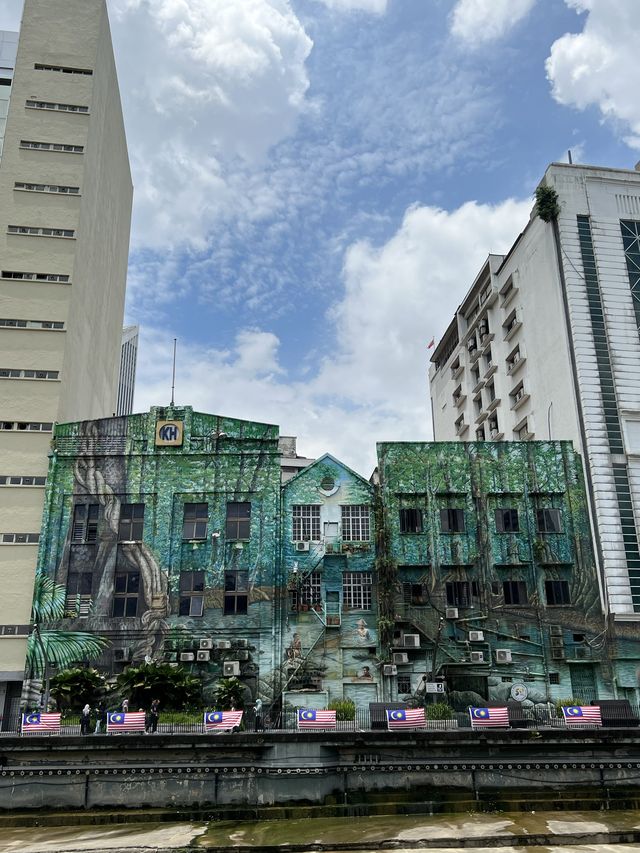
296, 541, 310, 552
235, 638, 248, 648
235, 649, 250, 661
180, 652, 195, 662
199, 638, 214, 650
223, 660, 241, 677
495, 649, 512, 663
382, 664, 398, 676
403, 634, 420, 648
470, 651, 485, 663
216, 640, 232, 649
514, 388, 524, 402
196, 650, 210, 662
445, 607, 459, 619
113, 648, 130, 662
393, 652, 409, 665
468, 631, 484, 642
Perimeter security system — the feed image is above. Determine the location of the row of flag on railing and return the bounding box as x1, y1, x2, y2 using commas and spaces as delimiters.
19, 705, 603, 734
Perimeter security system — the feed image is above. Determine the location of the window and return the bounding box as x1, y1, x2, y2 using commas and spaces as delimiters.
226, 502, 251, 540
399, 507, 422, 534
506, 346, 522, 372
0, 319, 64, 329
65, 571, 93, 616
503, 580, 528, 605
440, 508, 465, 533
224, 570, 248, 615
118, 503, 144, 541
179, 571, 204, 617
112, 572, 140, 617
19, 140, 84, 154
25, 99, 89, 113
397, 675, 411, 694
342, 571, 372, 610
15, 182, 80, 195
402, 582, 428, 606
182, 502, 207, 540
34, 63, 92, 75
0, 475, 46, 486
545, 580, 571, 606
292, 571, 322, 608
8, 225, 75, 238
537, 508, 563, 534
1, 270, 69, 282
0, 368, 59, 380
0, 421, 52, 432
445, 581, 478, 608
496, 508, 519, 533
292, 505, 320, 541
71, 503, 98, 543
549, 672, 560, 685
341, 505, 370, 541
1, 533, 39, 544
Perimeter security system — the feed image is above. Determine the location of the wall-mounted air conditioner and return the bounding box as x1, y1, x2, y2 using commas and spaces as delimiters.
216, 640, 232, 649
296, 541, 310, 552
196, 650, 210, 662
403, 634, 420, 648
495, 649, 512, 663
199, 638, 214, 650
393, 652, 409, 665
382, 664, 398, 676
445, 607, 459, 619
470, 651, 485, 663
235, 638, 248, 648
468, 631, 484, 642
180, 652, 195, 662
223, 660, 241, 676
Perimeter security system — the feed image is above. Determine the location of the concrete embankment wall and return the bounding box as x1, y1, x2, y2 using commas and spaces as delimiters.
1, 730, 640, 814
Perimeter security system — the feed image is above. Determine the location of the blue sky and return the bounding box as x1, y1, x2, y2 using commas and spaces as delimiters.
1, 0, 639, 473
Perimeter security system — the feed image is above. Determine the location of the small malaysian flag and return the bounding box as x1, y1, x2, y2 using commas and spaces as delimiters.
469, 706, 510, 728
21, 712, 61, 734
297, 709, 337, 730
386, 708, 426, 730
562, 705, 602, 727
106, 711, 146, 733
204, 711, 243, 731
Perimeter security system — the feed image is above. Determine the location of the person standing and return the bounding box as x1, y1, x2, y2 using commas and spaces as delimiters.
253, 698, 263, 732
94, 702, 107, 734
122, 698, 129, 713
147, 698, 160, 733
80, 703, 91, 735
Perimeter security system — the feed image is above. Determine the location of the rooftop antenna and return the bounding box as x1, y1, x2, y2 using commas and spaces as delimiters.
170, 338, 177, 407
568, 149, 573, 165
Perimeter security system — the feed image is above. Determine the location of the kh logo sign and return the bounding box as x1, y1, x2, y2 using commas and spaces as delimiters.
155, 420, 183, 446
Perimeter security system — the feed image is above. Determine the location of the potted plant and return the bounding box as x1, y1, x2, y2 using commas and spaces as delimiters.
425, 701, 457, 729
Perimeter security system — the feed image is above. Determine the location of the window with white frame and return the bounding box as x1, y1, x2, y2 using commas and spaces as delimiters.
341, 505, 370, 541
19, 140, 84, 153
1, 271, 70, 282
291, 571, 322, 608
342, 571, 372, 609
25, 100, 89, 113
292, 505, 320, 541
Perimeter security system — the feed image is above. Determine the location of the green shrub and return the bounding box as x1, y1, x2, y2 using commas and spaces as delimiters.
50, 667, 106, 711
535, 185, 560, 222
212, 677, 245, 711
554, 697, 583, 715
328, 699, 356, 721
425, 701, 454, 720
115, 663, 203, 710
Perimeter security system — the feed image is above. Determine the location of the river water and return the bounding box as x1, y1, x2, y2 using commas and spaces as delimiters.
2, 811, 640, 852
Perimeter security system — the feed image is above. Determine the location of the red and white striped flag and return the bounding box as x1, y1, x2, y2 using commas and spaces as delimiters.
562, 705, 602, 726
386, 708, 426, 729
469, 707, 510, 728
21, 712, 61, 734
106, 711, 146, 733
204, 711, 243, 731
297, 709, 337, 729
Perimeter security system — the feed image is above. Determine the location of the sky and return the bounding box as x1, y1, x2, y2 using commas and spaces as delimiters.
1, 0, 640, 474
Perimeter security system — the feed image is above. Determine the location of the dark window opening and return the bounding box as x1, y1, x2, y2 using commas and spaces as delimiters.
66, 572, 92, 596
112, 571, 140, 617
445, 581, 478, 608
440, 508, 465, 533
537, 508, 563, 534
545, 579, 571, 606
503, 580, 528, 605
224, 570, 248, 615
226, 502, 251, 540
496, 508, 519, 533
71, 503, 99, 543
403, 582, 428, 606
179, 571, 205, 617
182, 502, 208, 540
400, 507, 423, 534
397, 675, 411, 694
118, 503, 144, 541
549, 672, 560, 685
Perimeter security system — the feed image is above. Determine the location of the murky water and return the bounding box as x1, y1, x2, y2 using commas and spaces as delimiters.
2, 811, 640, 852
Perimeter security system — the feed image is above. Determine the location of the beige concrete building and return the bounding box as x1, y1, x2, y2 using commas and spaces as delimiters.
0, 0, 132, 716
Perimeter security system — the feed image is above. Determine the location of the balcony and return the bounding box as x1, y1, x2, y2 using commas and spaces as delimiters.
453, 393, 467, 409
455, 419, 469, 436
483, 362, 497, 380
507, 355, 526, 376
486, 397, 500, 413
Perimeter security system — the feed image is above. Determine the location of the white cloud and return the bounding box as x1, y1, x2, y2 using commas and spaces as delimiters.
313, 0, 388, 14
450, 0, 536, 46
546, 0, 640, 149
135, 197, 532, 473
109, 0, 313, 248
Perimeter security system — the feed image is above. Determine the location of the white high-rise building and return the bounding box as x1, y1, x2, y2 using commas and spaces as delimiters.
0, 0, 132, 714
116, 324, 139, 416
429, 162, 640, 619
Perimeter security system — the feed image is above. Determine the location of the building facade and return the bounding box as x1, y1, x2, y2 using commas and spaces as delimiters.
429, 163, 640, 620
0, 0, 132, 710
116, 325, 138, 417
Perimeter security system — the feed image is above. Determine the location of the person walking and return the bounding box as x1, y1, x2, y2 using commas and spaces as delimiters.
146, 698, 160, 733
80, 703, 91, 735
94, 702, 107, 734
253, 698, 263, 732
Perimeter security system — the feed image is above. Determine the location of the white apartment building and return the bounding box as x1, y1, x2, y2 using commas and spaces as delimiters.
0, 0, 132, 716
429, 162, 640, 619
116, 324, 139, 416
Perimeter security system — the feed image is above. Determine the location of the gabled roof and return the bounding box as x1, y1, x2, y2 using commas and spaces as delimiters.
282, 452, 373, 491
